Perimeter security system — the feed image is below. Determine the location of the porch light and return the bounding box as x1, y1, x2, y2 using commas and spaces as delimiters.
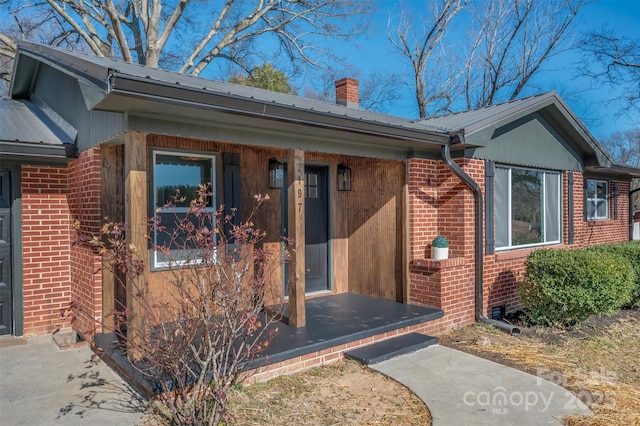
269, 158, 284, 189
337, 164, 352, 191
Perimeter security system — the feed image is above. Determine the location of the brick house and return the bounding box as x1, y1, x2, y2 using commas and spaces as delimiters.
2, 41, 639, 375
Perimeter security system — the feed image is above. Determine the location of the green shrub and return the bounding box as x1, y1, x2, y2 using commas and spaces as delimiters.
518, 248, 634, 327
587, 241, 640, 308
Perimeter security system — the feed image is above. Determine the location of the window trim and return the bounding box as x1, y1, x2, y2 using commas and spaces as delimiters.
585, 178, 609, 221
151, 149, 217, 269
495, 165, 562, 251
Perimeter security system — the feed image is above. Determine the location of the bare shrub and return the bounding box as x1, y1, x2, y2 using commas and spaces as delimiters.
72, 185, 285, 425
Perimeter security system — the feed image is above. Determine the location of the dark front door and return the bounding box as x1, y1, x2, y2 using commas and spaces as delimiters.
283, 165, 330, 294
0, 169, 12, 335
303, 166, 329, 293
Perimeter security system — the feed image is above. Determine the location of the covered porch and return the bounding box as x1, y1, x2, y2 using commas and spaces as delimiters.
94, 292, 443, 397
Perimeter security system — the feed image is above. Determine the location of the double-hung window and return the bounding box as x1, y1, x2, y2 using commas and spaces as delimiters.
495, 166, 561, 250
585, 179, 609, 220
151, 150, 216, 268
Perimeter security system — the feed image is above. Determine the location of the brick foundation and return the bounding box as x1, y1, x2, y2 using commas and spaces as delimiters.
248, 320, 452, 384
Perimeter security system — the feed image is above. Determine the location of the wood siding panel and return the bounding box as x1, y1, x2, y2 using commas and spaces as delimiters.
346, 157, 404, 301
144, 135, 287, 307
101, 145, 124, 329
127, 136, 405, 312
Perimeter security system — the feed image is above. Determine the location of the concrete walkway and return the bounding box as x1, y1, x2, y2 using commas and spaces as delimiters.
372, 344, 593, 426
0, 334, 146, 425
1, 334, 594, 426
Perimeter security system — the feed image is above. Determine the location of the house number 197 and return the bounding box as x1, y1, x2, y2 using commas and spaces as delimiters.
296, 160, 303, 212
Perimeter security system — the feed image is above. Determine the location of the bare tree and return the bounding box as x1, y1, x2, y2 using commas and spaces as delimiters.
388, 0, 469, 118
462, 0, 585, 109
0, 32, 16, 93
600, 128, 640, 211
579, 27, 640, 117
1, 0, 369, 79
389, 0, 586, 118
358, 70, 405, 113
601, 128, 640, 168
298, 62, 405, 114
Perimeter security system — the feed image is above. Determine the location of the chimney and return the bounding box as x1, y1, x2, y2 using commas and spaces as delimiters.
335, 78, 359, 109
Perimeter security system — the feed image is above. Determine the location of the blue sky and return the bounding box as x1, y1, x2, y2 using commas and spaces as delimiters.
3, 0, 637, 141
340, 0, 640, 141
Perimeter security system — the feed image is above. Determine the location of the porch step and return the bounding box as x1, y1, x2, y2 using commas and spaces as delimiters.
344, 332, 438, 365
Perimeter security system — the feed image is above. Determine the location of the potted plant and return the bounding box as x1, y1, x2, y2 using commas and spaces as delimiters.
431, 235, 449, 260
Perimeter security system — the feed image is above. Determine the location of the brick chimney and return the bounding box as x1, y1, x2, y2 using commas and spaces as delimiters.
335, 78, 359, 109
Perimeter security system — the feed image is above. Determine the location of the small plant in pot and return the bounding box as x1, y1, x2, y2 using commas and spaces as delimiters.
431, 235, 449, 260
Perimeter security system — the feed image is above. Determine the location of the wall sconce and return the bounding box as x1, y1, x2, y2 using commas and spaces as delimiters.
269, 158, 284, 189
337, 164, 352, 191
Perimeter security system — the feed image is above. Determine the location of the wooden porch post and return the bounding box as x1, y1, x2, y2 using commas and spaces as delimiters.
124, 131, 148, 360
100, 145, 123, 331
288, 149, 306, 327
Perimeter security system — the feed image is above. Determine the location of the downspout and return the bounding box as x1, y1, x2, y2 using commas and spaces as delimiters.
630, 187, 640, 241
441, 135, 521, 335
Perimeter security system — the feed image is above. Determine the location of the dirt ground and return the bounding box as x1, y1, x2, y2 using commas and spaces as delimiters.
140, 307, 640, 425
226, 360, 431, 425
141, 359, 432, 425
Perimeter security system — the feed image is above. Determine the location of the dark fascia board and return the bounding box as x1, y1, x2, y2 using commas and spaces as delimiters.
102, 73, 450, 148
0, 141, 78, 163
585, 164, 640, 180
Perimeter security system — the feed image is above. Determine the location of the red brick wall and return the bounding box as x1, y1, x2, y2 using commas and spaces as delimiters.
572, 174, 630, 246
482, 173, 631, 316
68, 148, 103, 337
407, 159, 634, 329
408, 158, 477, 330
21, 166, 73, 336
20, 148, 103, 337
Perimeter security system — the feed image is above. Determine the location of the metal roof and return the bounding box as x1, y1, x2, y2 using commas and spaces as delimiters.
0, 98, 64, 144
12, 41, 450, 148
0, 98, 78, 161
415, 93, 557, 133
8, 42, 640, 176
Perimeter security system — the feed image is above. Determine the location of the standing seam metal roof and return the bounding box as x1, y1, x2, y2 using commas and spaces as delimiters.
414, 93, 556, 133
0, 98, 66, 145
15, 41, 446, 136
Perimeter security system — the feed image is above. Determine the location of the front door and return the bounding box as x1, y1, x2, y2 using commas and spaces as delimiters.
0, 169, 12, 335
283, 165, 330, 294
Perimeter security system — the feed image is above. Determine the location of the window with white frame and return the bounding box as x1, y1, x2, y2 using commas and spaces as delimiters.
152, 150, 216, 268
495, 166, 561, 249
585, 179, 609, 220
